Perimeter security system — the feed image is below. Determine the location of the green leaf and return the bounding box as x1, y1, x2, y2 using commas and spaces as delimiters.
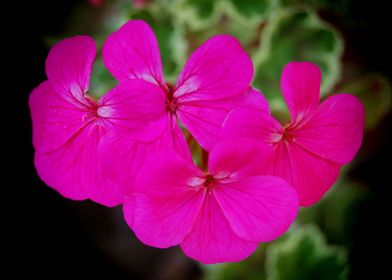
339, 74, 392, 130
253, 7, 343, 114
266, 225, 348, 280
173, 0, 220, 31
203, 244, 269, 280
226, 0, 279, 27
89, 56, 117, 98
298, 179, 367, 244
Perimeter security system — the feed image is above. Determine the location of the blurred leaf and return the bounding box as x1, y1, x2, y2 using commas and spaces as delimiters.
174, 0, 277, 31
90, 56, 117, 98
340, 74, 392, 130
298, 179, 367, 244
130, 7, 187, 81
266, 225, 348, 280
173, 0, 219, 31
226, 0, 279, 27
253, 7, 343, 114
203, 244, 269, 280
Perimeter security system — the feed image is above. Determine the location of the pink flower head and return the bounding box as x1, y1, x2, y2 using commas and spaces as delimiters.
124, 139, 299, 264
100, 20, 268, 194
29, 36, 166, 206
221, 62, 365, 206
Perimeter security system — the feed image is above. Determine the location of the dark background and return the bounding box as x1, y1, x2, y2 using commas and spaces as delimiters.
8, 0, 391, 278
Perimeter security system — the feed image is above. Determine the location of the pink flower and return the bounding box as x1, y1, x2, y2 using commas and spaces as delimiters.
100, 20, 267, 194
29, 36, 166, 206
124, 139, 299, 264
221, 62, 365, 206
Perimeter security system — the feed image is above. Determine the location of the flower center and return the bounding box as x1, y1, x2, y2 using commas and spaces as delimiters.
165, 82, 178, 114
187, 171, 234, 192
270, 123, 295, 144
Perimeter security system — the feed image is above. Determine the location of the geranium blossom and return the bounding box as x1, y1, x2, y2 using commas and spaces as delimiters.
100, 20, 267, 195
221, 62, 365, 206
29, 36, 166, 206
124, 139, 299, 264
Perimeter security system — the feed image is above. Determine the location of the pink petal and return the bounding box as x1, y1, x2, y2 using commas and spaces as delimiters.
292, 94, 365, 164
281, 62, 321, 122
98, 115, 191, 198
214, 176, 298, 242
99, 79, 167, 141
124, 151, 204, 248
46, 36, 96, 100
221, 108, 282, 144
175, 35, 253, 100
124, 192, 205, 248
29, 81, 91, 153
241, 87, 270, 113
180, 194, 259, 264
220, 108, 342, 206
103, 20, 165, 86
34, 124, 122, 206
177, 87, 269, 150
267, 141, 341, 207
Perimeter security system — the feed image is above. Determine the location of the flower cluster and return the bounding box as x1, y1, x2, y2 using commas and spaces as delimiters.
29, 20, 364, 264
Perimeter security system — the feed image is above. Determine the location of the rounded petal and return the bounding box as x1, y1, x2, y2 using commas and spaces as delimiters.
125, 150, 204, 248
175, 35, 253, 100
180, 194, 259, 264
281, 62, 321, 122
293, 94, 365, 164
221, 107, 282, 144
46, 35, 96, 100
103, 20, 165, 86
177, 87, 269, 150
208, 139, 273, 179
34, 124, 123, 206
214, 176, 298, 242
267, 142, 341, 207
124, 191, 205, 248
98, 117, 191, 198
29, 81, 91, 153
99, 79, 167, 141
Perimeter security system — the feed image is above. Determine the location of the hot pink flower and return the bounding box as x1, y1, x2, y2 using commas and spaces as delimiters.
221, 62, 365, 206
124, 139, 299, 264
29, 36, 167, 206
100, 20, 267, 194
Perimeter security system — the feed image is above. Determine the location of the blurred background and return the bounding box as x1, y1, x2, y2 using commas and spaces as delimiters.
9, 0, 391, 279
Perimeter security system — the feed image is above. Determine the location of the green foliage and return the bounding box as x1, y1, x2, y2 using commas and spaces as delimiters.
90, 57, 117, 98
174, 0, 277, 31
340, 74, 392, 130
266, 225, 348, 280
298, 180, 367, 244
204, 245, 268, 280
252, 7, 343, 114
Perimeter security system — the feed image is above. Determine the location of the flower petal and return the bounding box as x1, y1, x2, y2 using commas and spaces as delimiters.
214, 176, 298, 242
98, 117, 191, 198
281, 62, 321, 122
292, 94, 365, 164
124, 150, 204, 248
103, 20, 165, 86
175, 35, 253, 100
221, 107, 282, 144
208, 139, 273, 179
267, 142, 341, 207
99, 79, 166, 141
180, 194, 259, 264
177, 87, 269, 150
29, 81, 91, 153
46, 36, 96, 100
34, 124, 123, 206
